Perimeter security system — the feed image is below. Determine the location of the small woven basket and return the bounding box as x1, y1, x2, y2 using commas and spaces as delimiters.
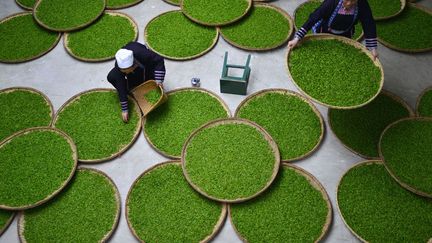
131, 80, 167, 116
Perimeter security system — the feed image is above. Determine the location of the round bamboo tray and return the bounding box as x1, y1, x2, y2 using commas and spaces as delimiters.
234, 88, 324, 162
180, 0, 252, 26
53, 88, 142, 163
181, 118, 280, 203
126, 161, 227, 243
144, 10, 219, 60
18, 167, 121, 243
0, 12, 61, 63
63, 11, 138, 62
229, 162, 332, 243
0, 127, 78, 210
328, 90, 414, 160
219, 3, 294, 51
286, 33, 384, 109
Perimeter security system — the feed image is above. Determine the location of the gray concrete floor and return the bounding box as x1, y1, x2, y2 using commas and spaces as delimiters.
1, 0, 432, 242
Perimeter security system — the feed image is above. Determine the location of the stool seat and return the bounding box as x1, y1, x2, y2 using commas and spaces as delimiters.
220, 52, 251, 95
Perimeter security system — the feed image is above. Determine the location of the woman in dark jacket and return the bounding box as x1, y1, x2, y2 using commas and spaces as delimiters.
288, 0, 378, 60
107, 42, 165, 122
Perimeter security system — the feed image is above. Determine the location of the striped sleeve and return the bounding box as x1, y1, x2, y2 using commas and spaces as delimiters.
359, 0, 377, 50
294, 27, 308, 40
120, 101, 128, 112
365, 38, 378, 50
154, 70, 165, 84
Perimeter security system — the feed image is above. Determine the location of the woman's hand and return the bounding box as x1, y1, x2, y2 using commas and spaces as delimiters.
157, 82, 164, 90
288, 38, 300, 49
122, 111, 129, 123
371, 49, 378, 61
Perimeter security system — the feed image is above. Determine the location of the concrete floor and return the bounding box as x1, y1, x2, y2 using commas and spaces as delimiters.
1, 0, 431, 242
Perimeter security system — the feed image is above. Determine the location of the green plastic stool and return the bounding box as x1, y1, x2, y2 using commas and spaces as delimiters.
220, 52, 251, 95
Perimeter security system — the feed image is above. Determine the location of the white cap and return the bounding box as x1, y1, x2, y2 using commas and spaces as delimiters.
115, 49, 134, 69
